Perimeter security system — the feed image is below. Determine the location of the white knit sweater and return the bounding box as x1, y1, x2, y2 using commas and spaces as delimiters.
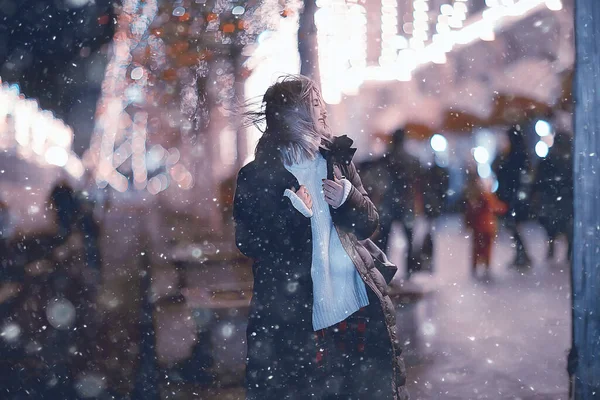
284, 153, 369, 331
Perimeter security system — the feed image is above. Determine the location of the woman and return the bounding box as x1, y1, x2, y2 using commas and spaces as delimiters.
233, 75, 408, 400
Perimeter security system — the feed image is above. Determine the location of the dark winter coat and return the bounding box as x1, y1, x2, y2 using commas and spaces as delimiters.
533, 150, 573, 225
381, 150, 421, 226
233, 136, 409, 400
493, 151, 532, 223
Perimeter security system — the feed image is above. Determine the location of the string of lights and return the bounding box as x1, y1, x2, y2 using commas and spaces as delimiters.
316, 0, 563, 104
89, 0, 158, 192
89, 0, 282, 194
0, 82, 83, 178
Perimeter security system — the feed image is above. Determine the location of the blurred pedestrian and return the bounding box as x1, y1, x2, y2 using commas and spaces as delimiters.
0, 200, 12, 242
464, 172, 508, 277
532, 132, 573, 261
234, 75, 408, 400
419, 161, 450, 272
49, 180, 79, 241
493, 125, 533, 267
74, 190, 102, 273
0, 200, 14, 271
375, 128, 423, 279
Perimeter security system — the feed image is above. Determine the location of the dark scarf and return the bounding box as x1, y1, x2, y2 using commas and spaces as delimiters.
319, 135, 357, 178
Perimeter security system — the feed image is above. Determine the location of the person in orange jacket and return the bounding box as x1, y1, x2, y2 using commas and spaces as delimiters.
464, 172, 508, 276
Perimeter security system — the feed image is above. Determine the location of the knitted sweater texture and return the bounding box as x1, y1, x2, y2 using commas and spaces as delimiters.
284, 153, 369, 330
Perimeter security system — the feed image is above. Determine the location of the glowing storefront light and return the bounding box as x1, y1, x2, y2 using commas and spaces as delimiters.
0, 83, 83, 178
473, 146, 490, 164
535, 119, 552, 137
535, 141, 550, 157
411, 0, 429, 49
45, 146, 69, 167
315, 0, 559, 103
381, 0, 399, 65
315, 0, 367, 104
430, 134, 448, 152
545, 0, 563, 11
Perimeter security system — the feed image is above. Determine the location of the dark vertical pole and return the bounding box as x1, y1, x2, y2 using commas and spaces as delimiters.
572, 1, 600, 398
131, 250, 160, 400
298, 0, 320, 84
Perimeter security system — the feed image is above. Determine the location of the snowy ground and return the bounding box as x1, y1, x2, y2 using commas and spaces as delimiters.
398, 215, 571, 400
194, 215, 571, 400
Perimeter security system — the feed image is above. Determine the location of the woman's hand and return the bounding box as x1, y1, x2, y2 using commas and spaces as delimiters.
322, 177, 345, 208
295, 185, 313, 210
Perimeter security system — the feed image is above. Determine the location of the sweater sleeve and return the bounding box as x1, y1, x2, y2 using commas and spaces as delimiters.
331, 178, 352, 209
284, 189, 313, 218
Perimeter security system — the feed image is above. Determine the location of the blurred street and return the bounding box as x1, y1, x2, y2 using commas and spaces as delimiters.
397, 216, 570, 400
192, 216, 571, 400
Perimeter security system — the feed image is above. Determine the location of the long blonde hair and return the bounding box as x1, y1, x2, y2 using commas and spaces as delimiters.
245, 75, 332, 166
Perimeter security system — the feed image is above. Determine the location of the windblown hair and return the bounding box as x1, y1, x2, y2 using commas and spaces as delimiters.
244, 75, 332, 166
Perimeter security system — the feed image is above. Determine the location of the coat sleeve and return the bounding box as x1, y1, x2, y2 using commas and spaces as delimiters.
330, 161, 379, 240
233, 165, 310, 259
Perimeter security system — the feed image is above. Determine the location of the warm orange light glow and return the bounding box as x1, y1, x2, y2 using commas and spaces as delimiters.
222, 23, 236, 33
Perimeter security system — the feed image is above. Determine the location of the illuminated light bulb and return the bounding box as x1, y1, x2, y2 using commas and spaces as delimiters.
454, 3, 468, 14
430, 134, 448, 152
483, 6, 504, 20
436, 23, 451, 34
430, 50, 447, 64
380, 0, 398, 67
413, 10, 429, 21
414, 1, 429, 11
473, 146, 490, 164
392, 35, 409, 49
409, 37, 425, 49
45, 147, 69, 167
545, 0, 562, 11
110, 171, 129, 192
453, 10, 467, 20
413, 30, 429, 41
535, 120, 552, 136
413, 20, 429, 31
535, 141, 549, 158
448, 17, 464, 29
147, 176, 162, 195
440, 4, 453, 15
480, 29, 496, 41
179, 171, 194, 189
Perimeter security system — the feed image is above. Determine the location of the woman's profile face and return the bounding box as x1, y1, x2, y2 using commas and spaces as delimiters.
309, 88, 328, 131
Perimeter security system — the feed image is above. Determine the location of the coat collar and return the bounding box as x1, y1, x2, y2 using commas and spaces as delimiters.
319, 135, 357, 165
257, 135, 357, 188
